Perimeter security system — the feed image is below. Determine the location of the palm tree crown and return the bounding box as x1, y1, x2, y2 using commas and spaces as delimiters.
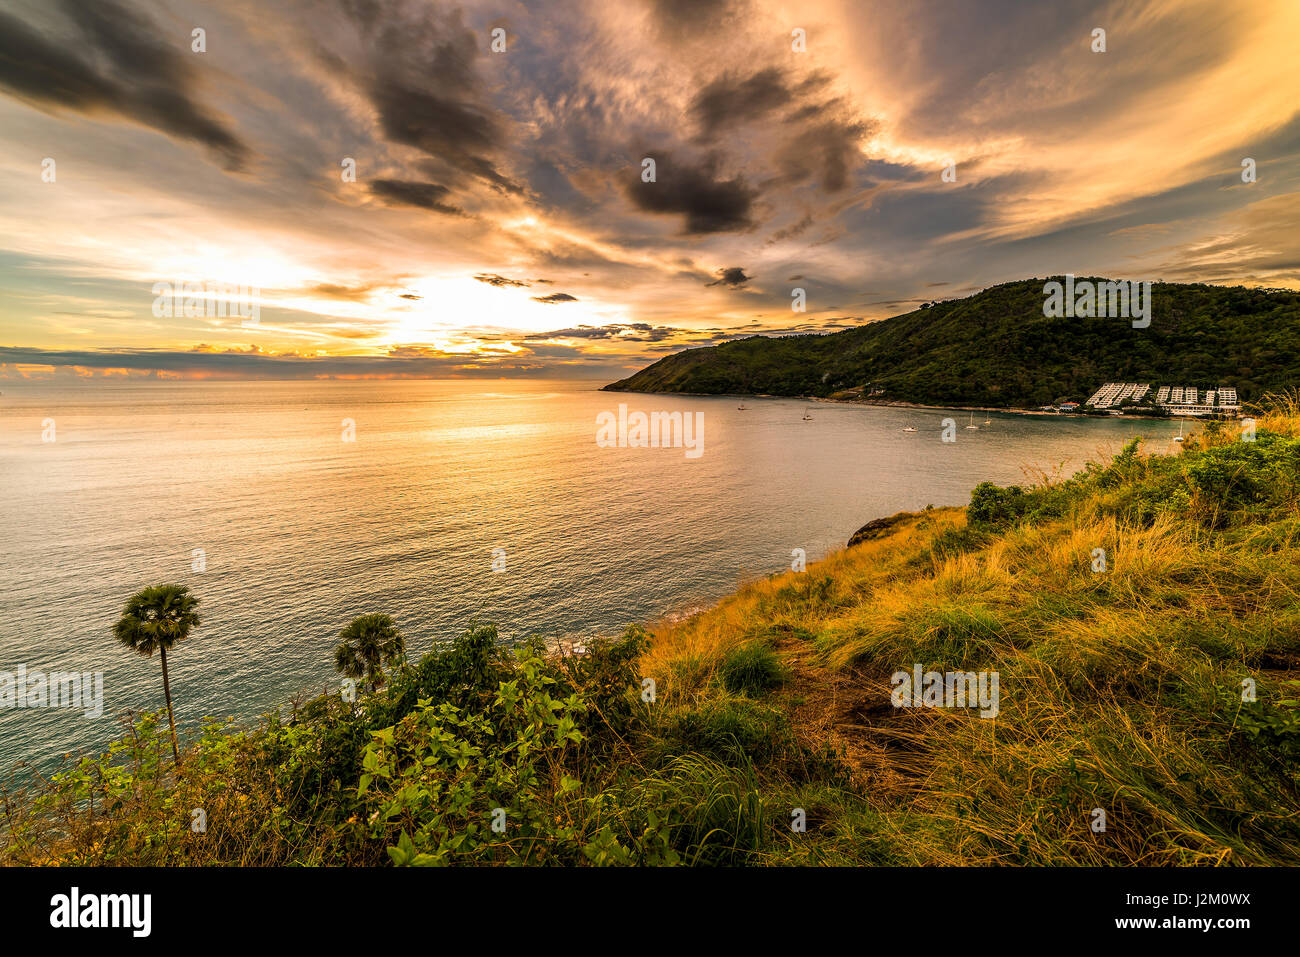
114, 584, 201, 656
334, 613, 405, 689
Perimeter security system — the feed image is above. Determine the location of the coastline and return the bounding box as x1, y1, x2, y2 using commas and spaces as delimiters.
818, 396, 1186, 421
601, 386, 1186, 421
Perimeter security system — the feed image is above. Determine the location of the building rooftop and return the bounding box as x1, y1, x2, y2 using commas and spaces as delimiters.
1085, 381, 1241, 414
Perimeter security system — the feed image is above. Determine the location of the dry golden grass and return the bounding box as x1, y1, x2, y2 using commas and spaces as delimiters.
642, 399, 1300, 864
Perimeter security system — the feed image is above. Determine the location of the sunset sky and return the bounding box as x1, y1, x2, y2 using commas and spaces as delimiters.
1, 0, 1298, 381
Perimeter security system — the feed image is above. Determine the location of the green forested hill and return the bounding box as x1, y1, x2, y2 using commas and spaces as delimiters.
603, 279, 1300, 407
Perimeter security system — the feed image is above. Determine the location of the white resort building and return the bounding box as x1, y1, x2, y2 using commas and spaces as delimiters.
1085, 382, 1242, 416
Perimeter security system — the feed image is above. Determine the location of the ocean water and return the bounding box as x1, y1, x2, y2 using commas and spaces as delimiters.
0, 379, 1186, 770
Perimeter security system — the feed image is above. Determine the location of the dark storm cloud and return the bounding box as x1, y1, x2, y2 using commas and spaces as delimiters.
768, 213, 815, 242
648, 0, 737, 33
525, 323, 680, 342
325, 0, 519, 193
474, 273, 532, 287
651, 0, 735, 17
774, 113, 875, 192
691, 68, 798, 138
375, 82, 515, 191
531, 292, 578, 303
685, 66, 873, 194
369, 179, 463, 215
706, 267, 751, 287
624, 154, 756, 234
0, 0, 250, 170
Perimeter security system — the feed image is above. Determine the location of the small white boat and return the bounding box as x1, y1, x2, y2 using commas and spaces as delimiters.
1172, 422, 1185, 443
964, 411, 979, 430
902, 426, 918, 433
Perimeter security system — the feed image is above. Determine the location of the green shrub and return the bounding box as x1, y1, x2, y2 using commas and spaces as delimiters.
967, 482, 1029, 530
359, 643, 588, 865
1185, 431, 1300, 526
720, 642, 787, 696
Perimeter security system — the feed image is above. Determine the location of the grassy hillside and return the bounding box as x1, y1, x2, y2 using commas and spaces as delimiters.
604, 279, 1300, 409
5, 396, 1300, 865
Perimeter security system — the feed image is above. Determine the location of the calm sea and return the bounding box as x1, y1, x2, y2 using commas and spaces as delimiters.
0, 379, 1185, 770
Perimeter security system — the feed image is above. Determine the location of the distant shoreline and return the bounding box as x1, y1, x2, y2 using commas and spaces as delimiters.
601, 387, 1192, 422
817, 397, 1185, 421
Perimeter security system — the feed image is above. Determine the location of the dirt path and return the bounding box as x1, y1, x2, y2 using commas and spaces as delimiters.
771, 636, 930, 798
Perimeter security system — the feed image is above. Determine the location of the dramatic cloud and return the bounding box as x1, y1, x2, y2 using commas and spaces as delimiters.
526, 323, 680, 342
531, 292, 578, 303
775, 114, 874, 192
648, 0, 743, 39
474, 274, 532, 287
369, 179, 463, 215
0, 0, 250, 169
320, 0, 518, 195
691, 68, 799, 138
707, 267, 752, 287
624, 153, 757, 234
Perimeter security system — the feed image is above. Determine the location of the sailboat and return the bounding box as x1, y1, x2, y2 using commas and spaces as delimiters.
965, 411, 979, 430
1172, 421, 1185, 443
737, 402, 747, 410
902, 426, 918, 433
802, 409, 813, 421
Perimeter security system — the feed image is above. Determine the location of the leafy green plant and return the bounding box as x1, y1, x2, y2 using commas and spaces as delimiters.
967, 482, 1028, 530
357, 643, 588, 865
1238, 681, 1300, 759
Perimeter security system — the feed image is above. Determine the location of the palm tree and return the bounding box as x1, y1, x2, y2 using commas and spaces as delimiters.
114, 584, 200, 763
334, 614, 405, 691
